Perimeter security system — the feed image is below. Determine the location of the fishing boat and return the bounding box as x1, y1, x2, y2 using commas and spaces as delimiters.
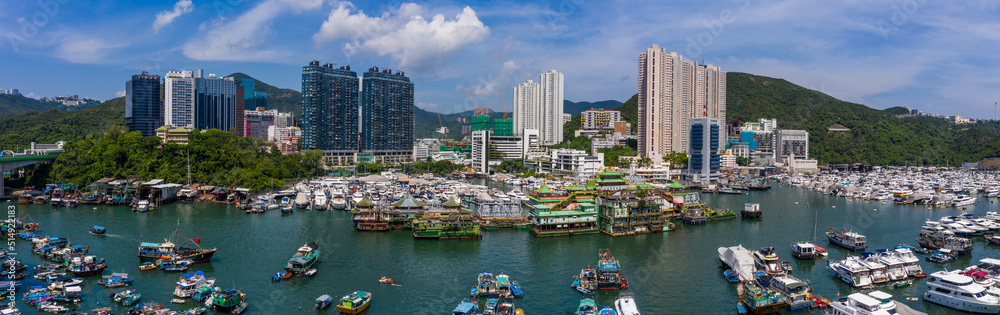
759, 273, 812, 311
89, 226, 106, 235
65, 255, 107, 277
336, 291, 371, 314
453, 300, 479, 315
477, 272, 498, 296
158, 257, 192, 271
577, 266, 598, 291
139, 262, 156, 271
133, 200, 150, 212
597, 249, 623, 290
923, 271, 1000, 313
483, 297, 499, 315
181, 307, 207, 315
139, 230, 217, 264
826, 227, 867, 251
790, 242, 816, 259
737, 280, 788, 314
615, 291, 640, 315
986, 233, 1000, 245
272, 271, 292, 281
723, 269, 740, 282
192, 286, 216, 301
916, 234, 973, 255
208, 288, 245, 313
576, 298, 598, 315
927, 249, 955, 263
285, 242, 320, 275
497, 298, 516, 315
510, 281, 524, 298
112, 289, 142, 306
315, 294, 333, 309
598, 306, 617, 315
496, 273, 511, 296
98, 273, 133, 288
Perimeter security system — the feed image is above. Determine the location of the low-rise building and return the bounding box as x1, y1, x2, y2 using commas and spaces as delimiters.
581, 110, 622, 130
156, 126, 191, 145
525, 149, 604, 180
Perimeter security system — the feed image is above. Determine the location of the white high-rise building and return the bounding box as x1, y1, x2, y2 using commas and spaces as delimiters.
512, 79, 540, 137
539, 69, 564, 145
638, 44, 726, 159
164, 69, 201, 128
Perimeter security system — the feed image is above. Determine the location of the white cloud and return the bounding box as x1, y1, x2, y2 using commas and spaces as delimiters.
115, 90, 126, 97
153, 0, 194, 34
182, 0, 322, 61
313, 2, 489, 73
52, 34, 127, 64
471, 60, 519, 96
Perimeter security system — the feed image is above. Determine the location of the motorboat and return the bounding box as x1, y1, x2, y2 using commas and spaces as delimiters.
827, 292, 893, 315
313, 192, 328, 211
614, 291, 640, 315
790, 242, 816, 260
875, 251, 907, 281
923, 271, 1000, 313
829, 257, 872, 288
752, 247, 785, 275
858, 255, 889, 284
952, 194, 976, 207
891, 247, 923, 276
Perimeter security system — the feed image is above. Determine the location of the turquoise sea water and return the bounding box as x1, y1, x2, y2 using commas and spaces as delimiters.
6, 184, 1000, 314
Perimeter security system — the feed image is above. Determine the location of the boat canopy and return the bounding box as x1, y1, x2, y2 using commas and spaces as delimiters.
316, 294, 332, 302
92, 226, 105, 231
453, 302, 476, 313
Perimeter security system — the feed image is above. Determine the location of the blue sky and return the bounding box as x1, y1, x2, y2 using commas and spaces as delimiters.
1, 0, 998, 119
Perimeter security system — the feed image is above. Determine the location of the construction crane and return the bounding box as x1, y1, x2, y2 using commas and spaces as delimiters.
499, 90, 507, 119
435, 104, 447, 141
464, 90, 478, 116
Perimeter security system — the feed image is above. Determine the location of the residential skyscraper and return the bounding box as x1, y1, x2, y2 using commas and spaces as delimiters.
638, 44, 726, 160
512, 79, 539, 136
164, 69, 200, 128
361, 66, 414, 163
684, 118, 722, 183
539, 69, 564, 144
301, 61, 360, 153
125, 72, 162, 137
194, 74, 238, 131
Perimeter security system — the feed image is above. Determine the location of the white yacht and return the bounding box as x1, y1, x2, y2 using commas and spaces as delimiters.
751, 247, 784, 275
923, 271, 1000, 313
892, 248, 924, 276
351, 191, 364, 204
313, 192, 328, 210
330, 191, 347, 210
294, 191, 310, 209
829, 257, 872, 288
866, 291, 897, 313
859, 256, 889, 284
827, 293, 893, 315
953, 194, 977, 207
875, 252, 907, 281
614, 292, 640, 315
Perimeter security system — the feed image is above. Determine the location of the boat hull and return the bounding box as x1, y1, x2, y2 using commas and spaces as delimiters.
924, 291, 1000, 313
827, 235, 865, 251
337, 302, 370, 314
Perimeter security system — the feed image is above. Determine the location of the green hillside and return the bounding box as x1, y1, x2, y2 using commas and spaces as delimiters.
0, 97, 126, 149
0, 94, 99, 118
726, 72, 1000, 166
226, 73, 302, 114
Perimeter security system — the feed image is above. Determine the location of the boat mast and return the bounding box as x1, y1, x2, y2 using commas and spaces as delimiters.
187, 150, 191, 186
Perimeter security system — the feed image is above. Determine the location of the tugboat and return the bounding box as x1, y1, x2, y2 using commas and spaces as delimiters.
826, 227, 867, 251
336, 291, 371, 314
285, 242, 320, 275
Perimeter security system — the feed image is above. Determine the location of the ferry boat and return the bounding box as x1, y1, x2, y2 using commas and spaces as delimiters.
826, 227, 867, 251
336, 291, 371, 314
829, 257, 872, 288
751, 247, 784, 275
575, 298, 598, 315
827, 292, 893, 315
923, 271, 1000, 313
790, 242, 816, 259
615, 292, 640, 315
741, 203, 762, 218
285, 242, 320, 275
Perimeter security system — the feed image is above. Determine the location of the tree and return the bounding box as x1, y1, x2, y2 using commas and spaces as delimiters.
663, 152, 688, 168
736, 156, 750, 166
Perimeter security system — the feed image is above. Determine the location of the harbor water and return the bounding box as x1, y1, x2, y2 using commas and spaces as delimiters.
8, 184, 1000, 314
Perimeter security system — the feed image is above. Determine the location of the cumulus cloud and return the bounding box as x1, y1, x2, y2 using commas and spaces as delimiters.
313, 2, 489, 73
471, 60, 519, 96
182, 0, 322, 61
153, 0, 194, 34
115, 90, 126, 97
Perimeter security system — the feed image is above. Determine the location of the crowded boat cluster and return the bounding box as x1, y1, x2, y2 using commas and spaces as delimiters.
787, 167, 1000, 207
